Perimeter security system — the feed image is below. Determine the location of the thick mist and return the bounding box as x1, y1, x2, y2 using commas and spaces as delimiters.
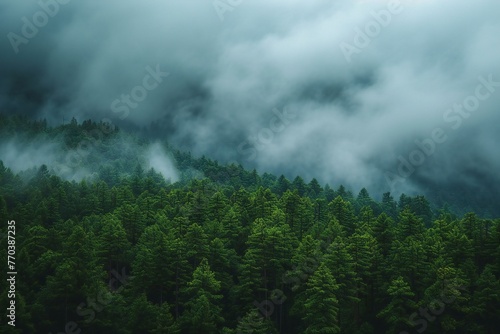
0, 133, 179, 183
1, 0, 499, 201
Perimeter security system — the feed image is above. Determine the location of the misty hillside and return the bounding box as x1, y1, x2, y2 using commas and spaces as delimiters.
2, 0, 500, 217
0, 115, 497, 218
1, 116, 500, 333
1, 0, 500, 333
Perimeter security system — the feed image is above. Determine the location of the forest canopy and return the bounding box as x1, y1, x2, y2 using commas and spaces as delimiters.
0, 116, 499, 333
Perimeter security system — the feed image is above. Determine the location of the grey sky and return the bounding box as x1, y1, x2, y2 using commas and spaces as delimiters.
1, 0, 499, 203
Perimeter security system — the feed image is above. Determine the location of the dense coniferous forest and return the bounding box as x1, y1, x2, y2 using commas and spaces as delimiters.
1, 116, 499, 333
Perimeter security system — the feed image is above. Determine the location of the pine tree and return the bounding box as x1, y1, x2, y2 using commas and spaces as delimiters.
389, 237, 429, 298
377, 276, 416, 333
237, 218, 295, 308
208, 237, 238, 295
422, 265, 470, 333
396, 207, 426, 241
371, 213, 393, 257
308, 178, 323, 198
381, 192, 397, 219
209, 191, 229, 223
189, 189, 209, 225
470, 265, 500, 333
153, 301, 180, 334
184, 223, 209, 269
347, 231, 379, 328
356, 188, 377, 215
318, 236, 358, 331
132, 224, 177, 304
281, 190, 301, 234
117, 203, 144, 244
273, 175, 291, 196
221, 208, 245, 254
251, 187, 278, 220
42, 225, 105, 327
292, 176, 308, 196
98, 214, 130, 273
302, 263, 340, 334
181, 259, 224, 333
328, 196, 356, 235
286, 235, 322, 291
236, 309, 278, 334
411, 195, 433, 227
127, 293, 160, 333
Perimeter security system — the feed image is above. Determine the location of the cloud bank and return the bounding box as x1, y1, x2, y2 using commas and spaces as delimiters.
1, 0, 499, 203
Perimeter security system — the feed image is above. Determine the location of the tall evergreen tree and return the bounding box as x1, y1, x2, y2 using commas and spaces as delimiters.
328, 196, 357, 235
181, 259, 224, 333
302, 263, 340, 334
377, 276, 416, 333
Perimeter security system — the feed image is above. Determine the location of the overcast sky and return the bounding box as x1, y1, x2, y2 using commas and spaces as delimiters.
1, 0, 499, 200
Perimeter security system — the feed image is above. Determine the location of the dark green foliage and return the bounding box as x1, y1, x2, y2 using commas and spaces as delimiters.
0, 117, 498, 334
377, 276, 416, 333
181, 259, 224, 333
302, 263, 340, 334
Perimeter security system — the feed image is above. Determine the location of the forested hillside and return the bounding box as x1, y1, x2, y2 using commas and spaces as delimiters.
1, 117, 499, 333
